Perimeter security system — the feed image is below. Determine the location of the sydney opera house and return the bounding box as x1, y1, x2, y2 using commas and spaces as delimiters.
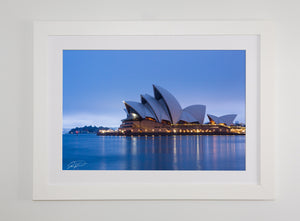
98, 85, 246, 136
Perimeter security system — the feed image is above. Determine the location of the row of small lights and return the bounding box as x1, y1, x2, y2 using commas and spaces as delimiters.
116, 129, 233, 133
103, 127, 244, 134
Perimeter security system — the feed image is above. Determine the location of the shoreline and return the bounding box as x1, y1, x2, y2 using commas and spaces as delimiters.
97, 131, 245, 136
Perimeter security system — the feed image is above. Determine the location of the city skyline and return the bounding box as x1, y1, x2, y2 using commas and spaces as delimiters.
63, 50, 246, 128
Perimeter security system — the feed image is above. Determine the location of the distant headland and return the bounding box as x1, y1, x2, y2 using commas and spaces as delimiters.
68, 125, 112, 134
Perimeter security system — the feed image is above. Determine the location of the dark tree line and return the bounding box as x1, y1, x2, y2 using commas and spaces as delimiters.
69, 125, 110, 134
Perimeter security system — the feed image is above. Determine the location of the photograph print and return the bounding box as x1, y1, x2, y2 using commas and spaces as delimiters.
63, 50, 246, 170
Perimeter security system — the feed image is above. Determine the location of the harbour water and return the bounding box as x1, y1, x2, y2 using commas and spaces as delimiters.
63, 134, 245, 170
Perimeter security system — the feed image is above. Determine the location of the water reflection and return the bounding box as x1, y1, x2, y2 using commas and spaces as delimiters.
63, 134, 245, 170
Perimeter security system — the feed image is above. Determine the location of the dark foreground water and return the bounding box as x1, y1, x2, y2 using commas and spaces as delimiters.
63, 134, 245, 170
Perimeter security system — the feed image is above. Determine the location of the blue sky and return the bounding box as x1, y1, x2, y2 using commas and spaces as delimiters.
63, 50, 245, 128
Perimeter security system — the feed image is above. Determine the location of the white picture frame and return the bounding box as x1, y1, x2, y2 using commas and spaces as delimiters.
33, 21, 275, 200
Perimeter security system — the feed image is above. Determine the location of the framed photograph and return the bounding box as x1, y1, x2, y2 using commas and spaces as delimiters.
33, 21, 275, 200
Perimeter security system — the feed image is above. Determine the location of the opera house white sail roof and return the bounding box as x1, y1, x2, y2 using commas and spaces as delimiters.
123, 85, 237, 125
207, 114, 237, 126
153, 85, 182, 124
141, 94, 171, 122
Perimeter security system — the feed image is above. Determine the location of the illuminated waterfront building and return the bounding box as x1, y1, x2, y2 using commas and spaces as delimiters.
115, 85, 244, 135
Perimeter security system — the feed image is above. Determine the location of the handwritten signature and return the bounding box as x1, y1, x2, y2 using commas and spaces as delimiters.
66, 160, 88, 169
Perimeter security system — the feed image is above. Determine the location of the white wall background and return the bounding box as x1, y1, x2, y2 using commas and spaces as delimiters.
0, 0, 299, 220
